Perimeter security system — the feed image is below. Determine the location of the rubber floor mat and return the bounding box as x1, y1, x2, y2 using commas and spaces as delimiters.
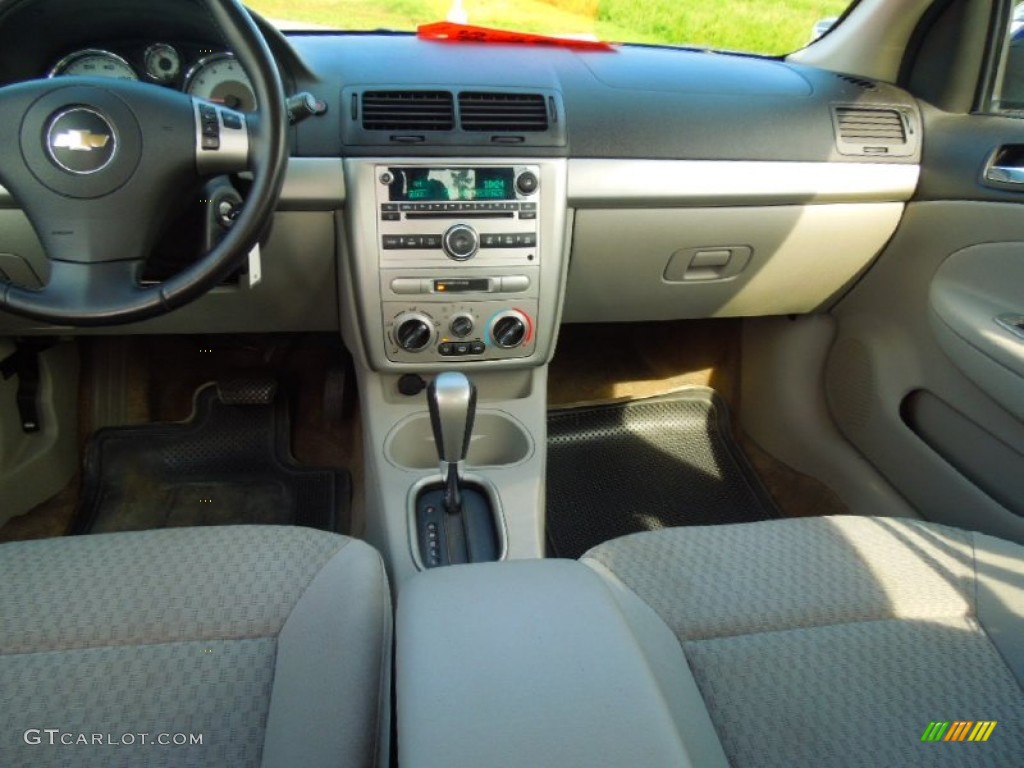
546, 388, 777, 558
74, 383, 350, 534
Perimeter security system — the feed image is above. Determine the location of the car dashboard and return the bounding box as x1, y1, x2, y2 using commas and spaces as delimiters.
0, 0, 922, 360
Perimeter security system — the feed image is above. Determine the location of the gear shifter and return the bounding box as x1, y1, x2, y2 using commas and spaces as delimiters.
426, 372, 477, 513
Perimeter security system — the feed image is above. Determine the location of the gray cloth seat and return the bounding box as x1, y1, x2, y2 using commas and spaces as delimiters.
582, 515, 1024, 767
0, 525, 391, 768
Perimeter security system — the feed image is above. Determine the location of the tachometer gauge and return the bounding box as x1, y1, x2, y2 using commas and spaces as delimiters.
184, 53, 256, 112
49, 49, 137, 80
144, 43, 181, 83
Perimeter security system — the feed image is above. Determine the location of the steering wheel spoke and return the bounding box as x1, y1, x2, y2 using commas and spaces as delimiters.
194, 100, 251, 176
2, 259, 156, 325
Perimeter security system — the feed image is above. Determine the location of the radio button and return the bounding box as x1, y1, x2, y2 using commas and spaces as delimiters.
422, 235, 443, 249
382, 235, 402, 249
521, 202, 537, 211
519, 211, 537, 220
501, 276, 530, 293
381, 203, 398, 212
522, 233, 537, 247
481, 234, 500, 248
443, 224, 480, 261
516, 171, 539, 196
391, 278, 426, 295
381, 212, 400, 221
400, 203, 415, 211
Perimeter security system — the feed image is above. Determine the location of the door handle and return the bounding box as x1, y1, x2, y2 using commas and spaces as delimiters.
984, 145, 1024, 186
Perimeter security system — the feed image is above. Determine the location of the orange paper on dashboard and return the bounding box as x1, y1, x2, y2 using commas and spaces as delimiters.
417, 21, 615, 51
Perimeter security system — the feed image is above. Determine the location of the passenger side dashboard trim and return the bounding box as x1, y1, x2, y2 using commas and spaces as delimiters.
567, 160, 920, 207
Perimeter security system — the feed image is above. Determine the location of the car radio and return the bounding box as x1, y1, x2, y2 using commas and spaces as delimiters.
375, 164, 543, 364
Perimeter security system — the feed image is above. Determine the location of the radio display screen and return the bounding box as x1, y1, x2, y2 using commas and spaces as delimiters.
387, 167, 516, 202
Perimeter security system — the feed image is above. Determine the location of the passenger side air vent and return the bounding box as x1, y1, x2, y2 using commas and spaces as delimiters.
832, 105, 915, 157
361, 90, 454, 131
458, 92, 549, 132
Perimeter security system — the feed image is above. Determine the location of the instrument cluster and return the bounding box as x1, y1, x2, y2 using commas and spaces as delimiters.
48, 43, 256, 111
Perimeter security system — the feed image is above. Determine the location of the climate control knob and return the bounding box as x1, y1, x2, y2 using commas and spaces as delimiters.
443, 224, 480, 261
489, 310, 531, 350
449, 314, 475, 338
393, 312, 435, 353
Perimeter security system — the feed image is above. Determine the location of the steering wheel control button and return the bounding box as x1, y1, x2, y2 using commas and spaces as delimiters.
443, 224, 480, 261
194, 100, 250, 175
46, 108, 117, 175
198, 104, 221, 150
515, 171, 539, 195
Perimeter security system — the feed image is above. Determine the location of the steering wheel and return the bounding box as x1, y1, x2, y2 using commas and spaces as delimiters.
0, 0, 287, 326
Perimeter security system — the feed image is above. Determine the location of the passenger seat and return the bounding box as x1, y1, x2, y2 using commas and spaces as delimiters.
582, 516, 1024, 767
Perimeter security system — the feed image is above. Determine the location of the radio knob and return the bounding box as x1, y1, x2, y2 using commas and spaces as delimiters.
443, 224, 479, 261
515, 171, 539, 196
449, 314, 474, 338
489, 310, 530, 349
394, 312, 435, 353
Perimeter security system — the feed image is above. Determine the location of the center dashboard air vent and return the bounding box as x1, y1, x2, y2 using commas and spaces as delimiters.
361, 90, 454, 131
832, 105, 916, 157
458, 92, 549, 132
344, 86, 565, 148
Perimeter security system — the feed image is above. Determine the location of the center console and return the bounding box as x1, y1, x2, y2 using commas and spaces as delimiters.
339, 158, 570, 588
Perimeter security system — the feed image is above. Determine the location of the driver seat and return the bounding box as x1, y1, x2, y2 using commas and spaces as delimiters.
0, 525, 391, 767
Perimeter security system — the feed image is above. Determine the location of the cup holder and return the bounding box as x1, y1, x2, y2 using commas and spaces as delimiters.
387, 411, 532, 470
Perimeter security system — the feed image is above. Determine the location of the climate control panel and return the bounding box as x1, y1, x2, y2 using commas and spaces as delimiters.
383, 300, 538, 364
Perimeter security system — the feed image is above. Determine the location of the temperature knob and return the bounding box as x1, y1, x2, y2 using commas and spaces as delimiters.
489, 310, 531, 349
443, 224, 479, 261
393, 312, 435, 353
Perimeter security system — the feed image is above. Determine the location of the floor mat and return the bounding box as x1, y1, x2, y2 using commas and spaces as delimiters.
74, 382, 350, 534
546, 388, 778, 558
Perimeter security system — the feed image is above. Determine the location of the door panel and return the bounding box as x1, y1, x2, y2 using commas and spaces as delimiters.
827, 196, 1024, 542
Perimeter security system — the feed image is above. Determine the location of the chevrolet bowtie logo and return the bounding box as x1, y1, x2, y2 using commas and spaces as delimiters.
51, 130, 111, 151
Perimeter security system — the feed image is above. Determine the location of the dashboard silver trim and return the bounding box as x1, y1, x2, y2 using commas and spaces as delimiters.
567, 160, 920, 207
0, 157, 344, 210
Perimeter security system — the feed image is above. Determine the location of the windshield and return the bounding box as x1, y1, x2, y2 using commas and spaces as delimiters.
246, 0, 853, 56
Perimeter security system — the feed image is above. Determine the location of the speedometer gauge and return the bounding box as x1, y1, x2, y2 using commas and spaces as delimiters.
49, 49, 137, 80
184, 53, 256, 112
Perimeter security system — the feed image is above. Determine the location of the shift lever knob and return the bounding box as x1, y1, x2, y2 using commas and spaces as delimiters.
427, 372, 477, 466
426, 373, 477, 516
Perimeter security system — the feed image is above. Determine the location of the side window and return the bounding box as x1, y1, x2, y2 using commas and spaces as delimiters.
993, 2, 1024, 110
